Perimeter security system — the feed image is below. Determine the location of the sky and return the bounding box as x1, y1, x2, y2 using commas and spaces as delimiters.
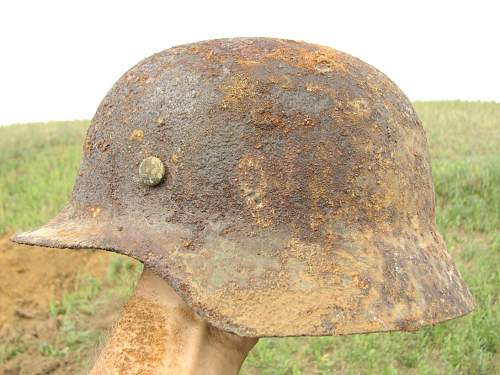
0, 0, 499, 125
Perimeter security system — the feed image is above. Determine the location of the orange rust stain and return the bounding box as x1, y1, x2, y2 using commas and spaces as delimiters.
96, 138, 111, 152
351, 273, 370, 291
125, 71, 150, 86
171, 153, 180, 163
219, 74, 318, 133
186, 44, 225, 64
250, 106, 286, 129
266, 74, 295, 90
293, 112, 315, 128
249, 104, 317, 133
235, 58, 261, 68
84, 135, 92, 155
219, 73, 256, 108
129, 129, 144, 141
90, 207, 101, 218
265, 46, 350, 74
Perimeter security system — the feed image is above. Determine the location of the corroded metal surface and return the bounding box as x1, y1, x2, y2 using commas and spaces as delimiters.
12, 38, 474, 337
139, 156, 166, 186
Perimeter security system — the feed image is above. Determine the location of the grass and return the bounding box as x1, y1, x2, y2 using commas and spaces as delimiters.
0, 338, 25, 363
0, 120, 88, 235
1, 101, 499, 374
4, 255, 142, 368
41, 258, 141, 364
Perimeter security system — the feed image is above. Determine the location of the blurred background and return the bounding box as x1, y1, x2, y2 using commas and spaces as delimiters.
0, 1, 499, 374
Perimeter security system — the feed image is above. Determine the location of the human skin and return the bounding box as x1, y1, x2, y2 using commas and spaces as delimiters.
90, 269, 258, 374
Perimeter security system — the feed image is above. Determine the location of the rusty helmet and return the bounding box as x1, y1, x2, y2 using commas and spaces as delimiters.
13, 38, 474, 336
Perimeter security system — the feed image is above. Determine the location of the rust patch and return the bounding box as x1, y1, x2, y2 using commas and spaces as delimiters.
267, 74, 296, 90
129, 128, 144, 141
90, 207, 101, 218
84, 135, 92, 155
219, 73, 256, 108
186, 44, 225, 64
250, 104, 286, 129
171, 153, 180, 163
266, 45, 350, 74
96, 138, 111, 152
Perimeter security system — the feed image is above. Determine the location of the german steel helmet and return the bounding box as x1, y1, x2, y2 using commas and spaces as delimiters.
13, 38, 474, 336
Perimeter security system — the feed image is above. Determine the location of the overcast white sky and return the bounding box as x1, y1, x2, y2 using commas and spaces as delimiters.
0, 0, 498, 125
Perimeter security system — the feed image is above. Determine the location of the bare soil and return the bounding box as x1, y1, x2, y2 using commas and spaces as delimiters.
0, 236, 126, 375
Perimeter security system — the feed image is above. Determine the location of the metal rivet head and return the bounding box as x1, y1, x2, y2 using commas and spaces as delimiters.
139, 156, 165, 186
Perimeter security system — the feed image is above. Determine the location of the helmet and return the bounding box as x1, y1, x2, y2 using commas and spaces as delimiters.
12, 38, 474, 336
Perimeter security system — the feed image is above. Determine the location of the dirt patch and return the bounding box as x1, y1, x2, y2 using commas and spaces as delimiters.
0, 236, 134, 375
0, 237, 111, 328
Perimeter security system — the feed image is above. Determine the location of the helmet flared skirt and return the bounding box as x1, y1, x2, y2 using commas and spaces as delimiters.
13, 204, 474, 337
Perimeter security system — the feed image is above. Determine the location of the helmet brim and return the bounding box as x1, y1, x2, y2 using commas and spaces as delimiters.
11, 205, 475, 337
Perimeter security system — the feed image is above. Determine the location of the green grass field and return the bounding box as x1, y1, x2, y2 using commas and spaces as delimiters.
1, 101, 499, 374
